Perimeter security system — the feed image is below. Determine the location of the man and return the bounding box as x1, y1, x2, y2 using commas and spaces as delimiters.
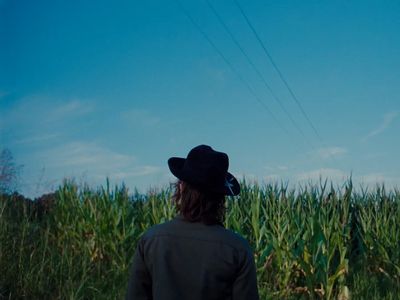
126, 145, 259, 300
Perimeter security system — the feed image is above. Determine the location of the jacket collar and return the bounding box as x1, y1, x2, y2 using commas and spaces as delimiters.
173, 214, 224, 227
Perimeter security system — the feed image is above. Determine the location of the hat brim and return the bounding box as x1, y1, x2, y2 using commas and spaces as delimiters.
168, 157, 186, 181
168, 157, 240, 196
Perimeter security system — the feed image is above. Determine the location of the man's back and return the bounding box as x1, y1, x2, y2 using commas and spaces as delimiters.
126, 215, 259, 300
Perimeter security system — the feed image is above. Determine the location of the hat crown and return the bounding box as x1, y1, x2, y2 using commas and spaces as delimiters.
187, 145, 228, 170
168, 144, 240, 195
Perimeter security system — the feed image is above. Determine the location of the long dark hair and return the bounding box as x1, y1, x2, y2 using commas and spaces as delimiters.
172, 180, 226, 226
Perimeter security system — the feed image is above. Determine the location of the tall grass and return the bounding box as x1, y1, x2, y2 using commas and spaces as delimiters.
1, 179, 399, 299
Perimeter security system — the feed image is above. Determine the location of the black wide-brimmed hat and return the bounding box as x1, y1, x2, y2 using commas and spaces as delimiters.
168, 145, 240, 196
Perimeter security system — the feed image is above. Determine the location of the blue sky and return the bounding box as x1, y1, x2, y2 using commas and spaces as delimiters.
1, 0, 399, 197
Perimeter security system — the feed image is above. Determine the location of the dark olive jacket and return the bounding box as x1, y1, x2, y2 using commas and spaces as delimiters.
126, 214, 259, 300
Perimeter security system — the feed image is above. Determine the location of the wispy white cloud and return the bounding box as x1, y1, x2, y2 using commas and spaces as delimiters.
14, 133, 60, 145
360, 152, 386, 160
44, 141, 135, 169
293, 169, 399, 189
363, 111, 399, 141
231, 172, 259, 184
45, 99, 94, 122
359, 173, 386, 184
2, 95, 96, 149
38, 141, 161, 183
295, 168, 348, 182
265, 165, 289, 172
358, 173, 400, 187
238, 168, 400, 189
2, 95, 94, 129
120, 109, 160, 127
264, 174, 281, 181
109, 166, 161, 179
316, 147, 347, 159
16, 140, 164, 195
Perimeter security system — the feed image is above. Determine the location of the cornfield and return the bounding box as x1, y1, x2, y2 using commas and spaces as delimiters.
0, 179, 399, 299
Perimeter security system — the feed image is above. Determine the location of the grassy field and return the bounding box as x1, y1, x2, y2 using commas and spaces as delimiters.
1, 179, 399, 299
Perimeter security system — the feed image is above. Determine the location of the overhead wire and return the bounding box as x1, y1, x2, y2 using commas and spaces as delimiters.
176, 0, 337, 170
175, 0, 291, 137
233, 0, 324, 142
233, 0, 341, 166
205, 0, 317, 150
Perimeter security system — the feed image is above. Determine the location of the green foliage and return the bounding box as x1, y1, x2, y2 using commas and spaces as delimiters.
1, 180, 399, 299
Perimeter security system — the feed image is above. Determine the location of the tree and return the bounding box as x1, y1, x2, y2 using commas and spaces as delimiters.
0, 148, 23, 194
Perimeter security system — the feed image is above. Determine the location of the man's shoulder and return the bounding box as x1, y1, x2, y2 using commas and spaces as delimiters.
140, 219, 175, 239
215, 227, 252, 252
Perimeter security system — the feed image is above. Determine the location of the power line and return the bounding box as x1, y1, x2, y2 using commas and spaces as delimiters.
233, 0, 324, 142
175, 0, 291, 136
205, 0, 316, 149
233, 0, 342, 166
176, 0, 337, 168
